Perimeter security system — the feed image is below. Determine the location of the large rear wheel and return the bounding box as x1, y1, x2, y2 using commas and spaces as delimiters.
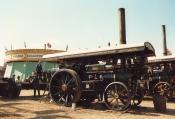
49, 69, 81, 106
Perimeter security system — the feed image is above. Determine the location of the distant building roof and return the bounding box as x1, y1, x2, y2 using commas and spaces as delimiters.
5, 49, 64, 63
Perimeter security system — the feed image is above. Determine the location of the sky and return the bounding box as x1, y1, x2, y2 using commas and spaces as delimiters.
0, 0, 175, 65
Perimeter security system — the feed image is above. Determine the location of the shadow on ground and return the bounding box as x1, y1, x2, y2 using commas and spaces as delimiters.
1, 96, 175, 118
0, 102, 32, 118
77, 100, 175, 117
0, 97, 73, 119
29, 110, 73, 119
126, 105, 175, 117
0, 95, 42, 102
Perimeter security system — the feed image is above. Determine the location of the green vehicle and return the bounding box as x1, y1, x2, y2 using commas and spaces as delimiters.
43, 42, 158, 111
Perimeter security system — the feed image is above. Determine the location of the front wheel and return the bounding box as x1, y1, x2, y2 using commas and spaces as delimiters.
104, 82, 130, 111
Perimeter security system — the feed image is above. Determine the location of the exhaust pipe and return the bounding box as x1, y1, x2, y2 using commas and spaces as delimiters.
118, 8, 126, 44
162, 25, 167, 56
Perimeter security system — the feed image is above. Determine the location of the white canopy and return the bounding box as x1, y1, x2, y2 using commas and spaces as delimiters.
148, 55, 175, 63
43, 42, 154, 60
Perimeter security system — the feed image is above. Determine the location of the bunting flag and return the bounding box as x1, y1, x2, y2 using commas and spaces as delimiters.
47, 43, 52, 48
5, 47, 8, 51
108, 42, 110, 47
24, 42, 26, 48
11, 44, 12, 50
66, 44, 68, 51
44, 44, 46, 49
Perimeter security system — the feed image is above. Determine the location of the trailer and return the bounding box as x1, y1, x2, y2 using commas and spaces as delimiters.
0, 77, 21, 98
42, 42, 160, 111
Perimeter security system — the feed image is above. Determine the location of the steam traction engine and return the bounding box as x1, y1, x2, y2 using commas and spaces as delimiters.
43, 42, 155, 111
148, 56, 175, 99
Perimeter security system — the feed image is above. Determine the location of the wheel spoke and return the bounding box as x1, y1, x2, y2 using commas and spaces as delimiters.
108, 97, 116, 103
109, 90, 115, 97
61, 78, 64, 85
65, 94, 69, 104
106, 92, 112, 98
64, 73, 69, 84
52, 92, 60, 96
60, 73, 66, 84
66, 78, 74, 85
112, 98, 119, 108
58, 94, 66, 102
70, 94, 74, 100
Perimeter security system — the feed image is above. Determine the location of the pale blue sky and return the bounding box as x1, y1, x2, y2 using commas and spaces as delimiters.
0, 0, 175, 65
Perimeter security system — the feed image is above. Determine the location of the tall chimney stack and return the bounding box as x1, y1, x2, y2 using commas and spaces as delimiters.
118, 8, 126, 44
162, 25, 167, 56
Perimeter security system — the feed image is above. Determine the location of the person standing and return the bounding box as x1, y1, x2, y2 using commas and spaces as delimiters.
33, 72, 40, 97
36, 60, 43, 78
7, 74, 16, 98
15, 76, 22, 97
33, 60, 42, 97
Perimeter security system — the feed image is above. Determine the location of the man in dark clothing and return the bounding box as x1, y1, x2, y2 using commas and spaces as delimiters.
33, 61, 43, 97
15, 76, 22, 97
7, 75, 17, 98
36, 61, 43, 77
33, 73, 40, 97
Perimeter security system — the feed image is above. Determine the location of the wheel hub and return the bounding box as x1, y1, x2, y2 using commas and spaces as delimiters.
61, 84, 68, 92
114, 93, 119, 98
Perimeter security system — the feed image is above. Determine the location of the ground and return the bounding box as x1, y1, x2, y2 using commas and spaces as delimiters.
0, 90, 175, 119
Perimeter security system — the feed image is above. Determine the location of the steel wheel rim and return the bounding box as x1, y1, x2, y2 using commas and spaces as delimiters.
50, 69, 81, 106
104, 82, 130, 111
154, 82, 170, 96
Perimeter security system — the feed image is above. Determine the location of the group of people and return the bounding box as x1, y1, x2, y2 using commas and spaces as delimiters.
11, 60, 43, 97
10, 74, 22, 98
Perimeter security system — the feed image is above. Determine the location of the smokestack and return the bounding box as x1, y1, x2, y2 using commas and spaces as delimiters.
118, 8, 126, 44
162, 25, 167, 56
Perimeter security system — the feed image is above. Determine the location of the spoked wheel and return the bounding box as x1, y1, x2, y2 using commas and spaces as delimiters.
104, 82, 130, 111
153, 82, 170, 97
49, 69, 81, 106
131, 88, 144, 106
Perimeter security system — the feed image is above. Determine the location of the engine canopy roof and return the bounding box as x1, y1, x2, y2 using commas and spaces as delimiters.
148, 55, 175, 63
43, 42, 155, 62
